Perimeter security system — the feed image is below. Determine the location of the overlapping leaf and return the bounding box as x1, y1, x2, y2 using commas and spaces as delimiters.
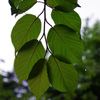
48, 56, 78, 93
9, 0, 22, 15
18, 0, 37, 14
11, 14, 41, 52
14, 40, 45, 83
9, 0, 37, 15
28, 59, 50, 100
9, 0, 22, 7
9, 0, 83, 98
47, 0, 80, 12
51, 10, 81, 33
47, 25, 83, 65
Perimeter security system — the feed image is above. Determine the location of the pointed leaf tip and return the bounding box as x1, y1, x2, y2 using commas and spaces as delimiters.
28, 59, 50, 100
14, 40, 45, 83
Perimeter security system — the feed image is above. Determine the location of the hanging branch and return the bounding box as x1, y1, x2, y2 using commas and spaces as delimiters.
9, 0, 83, 99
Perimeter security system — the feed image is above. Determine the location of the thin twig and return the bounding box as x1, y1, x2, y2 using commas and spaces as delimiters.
43, 0, 48, 58
46, 4, 55, 10
46, 19, 67, 46
37, 1, 44, 4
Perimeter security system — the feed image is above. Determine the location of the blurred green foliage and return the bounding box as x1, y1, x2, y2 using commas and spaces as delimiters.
0, 71, 33, 100
0, 19, 100, 100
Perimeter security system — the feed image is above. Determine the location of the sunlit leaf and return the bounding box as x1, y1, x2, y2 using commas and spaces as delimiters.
47, 25, 83, 65
48, 56, 78, 93
28, 59, 50, 100
11, 14, 41, 52
47, 0, 80, 12
14, 40, 45, 83
51, 10, 81, 33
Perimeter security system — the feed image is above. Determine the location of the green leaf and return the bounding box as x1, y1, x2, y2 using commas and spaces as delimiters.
28, 59, 50, 100
47, 25, 83, 65
9, 0, 22, 15
9, 0, 22, 7
47, 0, 80, 12
51, 10, 81, 33
14, 40, 45, 83
18, 0, 37, 14
9, 0, 37, 15
48, 56, 78, 93
11, 14, 41, 52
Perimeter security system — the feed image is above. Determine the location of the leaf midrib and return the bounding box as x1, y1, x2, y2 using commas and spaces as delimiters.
52, 56, 69, 91
52, 10, 79, 32
16, 16, 38, 51
52, 26, 78, 61
25, 41, 40, 77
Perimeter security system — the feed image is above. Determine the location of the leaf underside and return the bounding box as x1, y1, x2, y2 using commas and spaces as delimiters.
47, 25, 83, 65
47, 0, 80, 12
11, 14, 41, 52
9, 0, 37, 15
14, 40, 45, 84
51, 10, 81, 33
48, 56, 78, 93
28, 59, 50, 100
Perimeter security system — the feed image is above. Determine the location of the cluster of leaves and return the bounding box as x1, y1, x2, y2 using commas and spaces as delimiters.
39, 20, 100, 100
9, 0, 83, 99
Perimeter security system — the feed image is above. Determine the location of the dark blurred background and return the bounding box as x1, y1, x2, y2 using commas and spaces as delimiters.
0, 19, 100, 100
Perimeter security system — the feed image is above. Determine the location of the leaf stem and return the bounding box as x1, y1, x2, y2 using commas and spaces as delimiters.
43, 0, 48, 57
46, 20, 67, 47
37, 1, 44, 4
